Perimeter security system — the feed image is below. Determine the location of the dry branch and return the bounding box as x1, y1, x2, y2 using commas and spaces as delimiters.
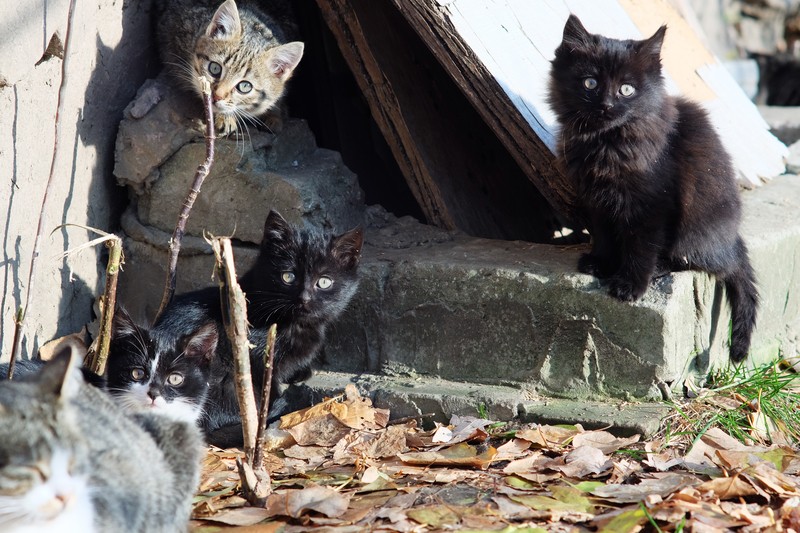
254, 323, 278, 468
155, 77, 216, 322
85, 237, 123, 375
9, 0, 78, 378
212, 238, 258, 463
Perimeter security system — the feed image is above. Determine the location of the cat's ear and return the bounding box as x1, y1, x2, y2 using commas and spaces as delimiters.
331, 227, 364, 270
205, 0, 242, 40
268, 42, 305, 81
112, 307, 139, 339
36, 348, 81, 402
262, 210, 293, 246
562, 14, 591, 48
182, 323, 218, 364
638, 25, 667, 57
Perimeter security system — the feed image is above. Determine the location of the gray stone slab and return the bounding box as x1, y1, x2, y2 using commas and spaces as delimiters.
324, 175, 800, 402
287, 370, 670, 437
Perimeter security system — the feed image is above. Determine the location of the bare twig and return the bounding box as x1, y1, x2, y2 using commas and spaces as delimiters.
254, 323, 278, 468
212, 237, 258, 463
9, 0, 78, 378
85, 237, 124, 375
155, 77, 216, 322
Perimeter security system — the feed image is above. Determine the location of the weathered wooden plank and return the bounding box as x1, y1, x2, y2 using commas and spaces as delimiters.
315, 0, 565, 240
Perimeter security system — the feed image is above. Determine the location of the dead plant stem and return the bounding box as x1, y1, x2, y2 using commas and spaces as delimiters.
9, 0, 77, 378
155, 77, 215, 322
254, 323, 278, 468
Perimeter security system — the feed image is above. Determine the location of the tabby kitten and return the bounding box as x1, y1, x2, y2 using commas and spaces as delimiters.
105, 307, 218, 424
0, 350, 203, 533
548, 15, 758, 362
155, 210, 364, 446
155, 0, 304, 134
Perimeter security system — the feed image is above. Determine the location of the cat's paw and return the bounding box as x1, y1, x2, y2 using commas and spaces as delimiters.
577, 253, 608, 278
607, 276, 648, 302
214, 114, 239, 136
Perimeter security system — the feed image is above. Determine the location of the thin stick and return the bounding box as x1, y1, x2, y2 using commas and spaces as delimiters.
9, 0, 78, 378
213, 237, 258, 464
155, 77, 216, 322
254, 323, 278, 468
85, 237, 123, 375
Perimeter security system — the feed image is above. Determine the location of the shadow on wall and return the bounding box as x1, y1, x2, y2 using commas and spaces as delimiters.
1, 0, 159, 358
68, 0, 161, 338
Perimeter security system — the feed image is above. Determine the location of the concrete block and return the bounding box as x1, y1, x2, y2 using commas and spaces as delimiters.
324, 175, 800, 402
115, 76, 365, 245
788, 140, 800, 174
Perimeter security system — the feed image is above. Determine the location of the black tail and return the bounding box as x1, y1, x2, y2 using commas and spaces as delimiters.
723, 238, 758, 363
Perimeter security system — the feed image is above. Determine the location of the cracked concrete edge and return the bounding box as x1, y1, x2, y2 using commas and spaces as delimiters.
286, 370, 671, 438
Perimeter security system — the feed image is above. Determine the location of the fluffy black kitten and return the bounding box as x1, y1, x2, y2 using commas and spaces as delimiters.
105, 307, 218, 424
155, 210, 364, 445
548, 15, 758, 363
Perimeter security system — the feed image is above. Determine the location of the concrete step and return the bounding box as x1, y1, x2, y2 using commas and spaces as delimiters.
324, 174, 800, 404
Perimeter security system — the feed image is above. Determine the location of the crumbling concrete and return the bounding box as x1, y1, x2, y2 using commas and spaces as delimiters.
759, 106, 800, 145
114, 76, 366, 320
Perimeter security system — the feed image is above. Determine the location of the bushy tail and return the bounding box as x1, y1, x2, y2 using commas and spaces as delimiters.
723, 238, 758, 363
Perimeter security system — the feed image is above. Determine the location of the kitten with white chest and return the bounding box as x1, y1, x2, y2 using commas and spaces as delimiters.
155, 0, 304, 134
105, 308, 218, 425
0, 350, 203, 532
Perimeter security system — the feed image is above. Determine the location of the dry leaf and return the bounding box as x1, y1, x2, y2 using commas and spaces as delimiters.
286, 413, 351, 447
572, 430, 640, 454
263, 485, 351, 518
203, 507, 273, 526
515, 424, 583, 450
697, 473, 760, 499
398, 443, 497, 470
548, 445, 613, 478
590, 473, 700, 503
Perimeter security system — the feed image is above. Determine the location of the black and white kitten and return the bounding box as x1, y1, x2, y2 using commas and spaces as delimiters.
155, 210, 364, 445
105, 308, 218, 425
548, 15, 758, 362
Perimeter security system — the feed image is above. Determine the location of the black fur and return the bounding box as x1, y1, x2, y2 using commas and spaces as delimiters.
548, 15, 758, 363
105, 308, 217, 424
155, 210, 363, 446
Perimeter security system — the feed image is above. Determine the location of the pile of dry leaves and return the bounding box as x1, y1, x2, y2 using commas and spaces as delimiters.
190, 385, 800, 532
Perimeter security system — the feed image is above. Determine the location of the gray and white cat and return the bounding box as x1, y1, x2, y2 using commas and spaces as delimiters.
0, 350, 203, 532
155, 0, 304, 134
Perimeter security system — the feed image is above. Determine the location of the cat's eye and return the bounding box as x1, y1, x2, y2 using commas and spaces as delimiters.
316, 276, 333, 290
583, 77, 598, 90
620, 84, 635, 97
208, 61, 222, 78
281, 272, 296, 284
236, 80, 253, 94
167, 373, 184, 387
131, 368, 146, 381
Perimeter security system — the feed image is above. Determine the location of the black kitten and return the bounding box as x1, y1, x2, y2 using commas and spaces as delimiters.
548, 15, 758, 362
155, 210, 364, 445
105, 307, 218, 424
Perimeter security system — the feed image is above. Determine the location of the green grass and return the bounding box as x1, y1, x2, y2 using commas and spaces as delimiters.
667, 358, 800, 446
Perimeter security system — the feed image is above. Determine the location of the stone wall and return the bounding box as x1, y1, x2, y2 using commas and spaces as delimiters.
0, 0, 156, 360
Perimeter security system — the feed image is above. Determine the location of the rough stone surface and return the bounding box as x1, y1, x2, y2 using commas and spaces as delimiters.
114, 76, 365, 245
321, 175, 800, 403
759, 106, 800, 145
0, 0, 155, 360
288, 371, 670, 437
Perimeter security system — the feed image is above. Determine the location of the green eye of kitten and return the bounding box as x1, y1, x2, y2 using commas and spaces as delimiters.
316, 276, 333, 290
620, 84, 635, 96
208, 61, 222, 78
236, 80, 253, 94
131, 368, 146, 381
281, 272, 295, 284
167, 373, 184, 387
583, 77, 598, 90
